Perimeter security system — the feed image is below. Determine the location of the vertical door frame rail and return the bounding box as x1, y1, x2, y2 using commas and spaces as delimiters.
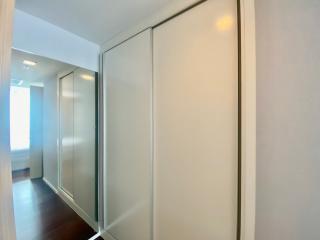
99, 0, 256, 240
0, 0, 16, 239
238, 0, 256, 239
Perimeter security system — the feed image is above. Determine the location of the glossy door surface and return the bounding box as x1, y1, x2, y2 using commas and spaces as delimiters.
60, 73, 74, 197
153, 1, 238, 239
103, 29, 152, 240
73, 68, 96, 220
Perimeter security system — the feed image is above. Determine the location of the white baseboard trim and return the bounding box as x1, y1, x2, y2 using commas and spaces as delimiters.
43, 178, 58, 194
88, 232, 103, 240
58, 188, 98, 232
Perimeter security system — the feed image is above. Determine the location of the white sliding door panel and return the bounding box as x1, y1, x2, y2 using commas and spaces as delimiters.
73, 68, 96, 220
60, 73, 74, 197
153, 1, 238, 240
103, 29, 152, 240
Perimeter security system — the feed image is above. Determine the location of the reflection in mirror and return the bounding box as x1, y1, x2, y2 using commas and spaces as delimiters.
10, 49, 98, 240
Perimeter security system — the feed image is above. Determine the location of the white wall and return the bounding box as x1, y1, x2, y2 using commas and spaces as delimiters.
30, 86, 43, 179
43, 76, 58, 188
13, 9, 100, 72
256, 0, 320, 239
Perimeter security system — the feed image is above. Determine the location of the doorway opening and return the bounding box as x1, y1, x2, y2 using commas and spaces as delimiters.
10, 86, 30, 180
10, 49, 98, 240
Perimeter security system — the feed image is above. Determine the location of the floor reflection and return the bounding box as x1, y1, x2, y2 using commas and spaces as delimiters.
12, 169, 96, 240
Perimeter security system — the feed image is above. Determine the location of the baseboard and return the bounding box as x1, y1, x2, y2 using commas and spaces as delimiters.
88, 232, 104, 240
43, 178, 58, 194
58, 188, 98, 232
43, 179, 98, 232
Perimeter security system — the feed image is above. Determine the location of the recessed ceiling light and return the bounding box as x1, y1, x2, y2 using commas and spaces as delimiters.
23, 60, 37, 66
80, 74, 94, 81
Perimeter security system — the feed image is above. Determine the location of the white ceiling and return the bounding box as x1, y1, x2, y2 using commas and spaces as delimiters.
11, 49, 73, 87
15, 0, 172, 44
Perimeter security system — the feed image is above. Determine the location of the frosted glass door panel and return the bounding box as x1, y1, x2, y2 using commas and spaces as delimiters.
73, 68, 96, 220
103, 29, 152, 240
153, 1, 238, 239
60, 73, 74, 197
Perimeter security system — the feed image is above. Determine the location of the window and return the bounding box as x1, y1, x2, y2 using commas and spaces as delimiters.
10, 86, 30, 151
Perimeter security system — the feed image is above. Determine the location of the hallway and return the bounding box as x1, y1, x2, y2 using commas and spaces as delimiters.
12, 170, 97, 240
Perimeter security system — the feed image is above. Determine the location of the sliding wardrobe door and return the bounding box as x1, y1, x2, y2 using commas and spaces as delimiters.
103, 29, 152, 240
73, 69, 96, 220
60, 73, 74, 197
153, 1, 238, 239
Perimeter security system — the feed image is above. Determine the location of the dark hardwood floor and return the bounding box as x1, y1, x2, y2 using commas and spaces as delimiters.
12, 169, 98, 240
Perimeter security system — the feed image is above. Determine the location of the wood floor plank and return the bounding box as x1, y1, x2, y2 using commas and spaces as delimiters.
13, 169, 97, 240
